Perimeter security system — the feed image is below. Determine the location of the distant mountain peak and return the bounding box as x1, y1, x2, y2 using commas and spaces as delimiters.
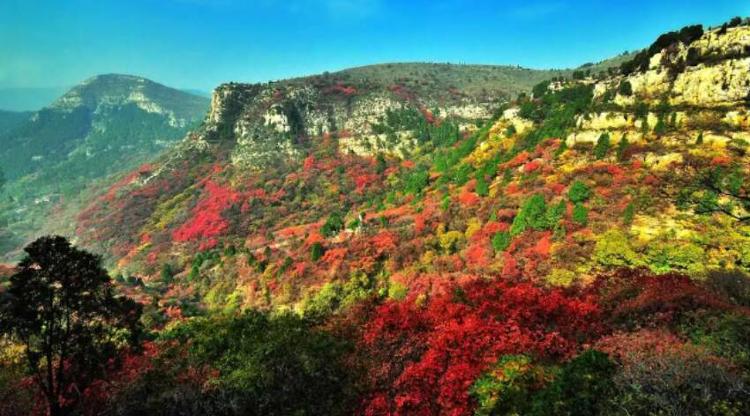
50, 74, 208, 122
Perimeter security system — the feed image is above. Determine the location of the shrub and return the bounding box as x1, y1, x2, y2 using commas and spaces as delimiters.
471, 355, 548, 416
685, 312, 750, 370
618, 80, 633, 96
311, 242, 325, 262
645, 239, 706, 275
598, 270, 735, 328
597, 329, 749, 416
705, 270, 750, 307
439, 230, 465, 254
492, 231, 512, 252
568, 181, 592, 203
530, 350, 617, 416
546, 268, 577, 287
172, 180, 239, 247
593, 229, 641, 268
572, 203, 588, 225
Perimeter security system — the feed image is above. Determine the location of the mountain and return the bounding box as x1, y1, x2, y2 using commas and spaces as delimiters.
76, 22, 750, 306
0, 109, 31, 134
0, 86, 70, 112
4, 18, 750, 416
0, 74, 209, 258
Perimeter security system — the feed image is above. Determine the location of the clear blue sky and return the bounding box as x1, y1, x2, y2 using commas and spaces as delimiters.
1, 0, 748, 91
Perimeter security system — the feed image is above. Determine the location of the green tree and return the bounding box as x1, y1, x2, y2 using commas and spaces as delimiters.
530, 350, 617, 416
572, 203, 589, 225
673, 161, 750, 223
321, 211, 345, 237
568, 181, 592, 204
623, 202, 635, 225
593, 132, 611, 160
618, 80, 633, 96
492, 231, 512, 252
160, 263, 174, 284
403, 165, 430, 196
165, 311, 355, 416
511, 194, 548, 236
311, 242, 325, 262
476, 176, 489, 197
0, 236, 142, 416
532, 80, 551, 98
654, 116, 667, 136
616, 136, 630, 162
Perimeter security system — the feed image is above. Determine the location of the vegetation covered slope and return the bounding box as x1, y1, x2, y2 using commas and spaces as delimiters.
0, 110, 30, 134
0, 75, 209, 259
3, 19, 750, 416
76, 22, 750, 312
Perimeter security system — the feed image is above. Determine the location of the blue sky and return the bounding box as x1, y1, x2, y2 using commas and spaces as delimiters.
1, 0, 748, 91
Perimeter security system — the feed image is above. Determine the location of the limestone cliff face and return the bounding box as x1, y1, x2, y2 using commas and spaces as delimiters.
200, 73, 500, 169
606, 26, 750, 108
498, 26, 750, 157
53, 74, 208, 128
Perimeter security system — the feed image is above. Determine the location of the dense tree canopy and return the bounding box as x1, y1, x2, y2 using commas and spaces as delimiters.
0, 236, 142, 416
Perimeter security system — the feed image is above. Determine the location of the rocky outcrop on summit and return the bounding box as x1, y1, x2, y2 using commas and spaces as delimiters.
505, 25, 750, 150
0, 75, 209, 261
52, 74, 208, 128
198, 64, 594, 168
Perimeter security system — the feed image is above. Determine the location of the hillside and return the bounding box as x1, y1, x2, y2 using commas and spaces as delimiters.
0, 110, 31, 134
4, 19, 750, 416
74, 23, 750, 306
0, 75, 209, 258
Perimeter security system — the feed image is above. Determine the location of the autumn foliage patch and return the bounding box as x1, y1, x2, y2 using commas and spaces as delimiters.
358, 278, 601, 416
172, 180, 240, 249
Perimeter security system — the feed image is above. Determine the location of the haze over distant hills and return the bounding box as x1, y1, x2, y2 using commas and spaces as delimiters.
0, 74, 209, 257
0, 86, 70, 112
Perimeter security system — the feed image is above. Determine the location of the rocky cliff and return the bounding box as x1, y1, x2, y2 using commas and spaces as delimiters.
196, 63, 631, 169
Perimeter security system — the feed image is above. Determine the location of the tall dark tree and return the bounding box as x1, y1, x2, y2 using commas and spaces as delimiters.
0, 236, 142, 416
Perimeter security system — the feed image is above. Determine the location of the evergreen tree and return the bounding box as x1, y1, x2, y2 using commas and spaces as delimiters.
594, 133, 611, 160
0, 236, 142, 416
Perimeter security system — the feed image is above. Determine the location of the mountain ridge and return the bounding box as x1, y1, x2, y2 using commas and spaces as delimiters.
0, 75, 209, 259
4, 16, 750, 416
74, 22, 750, 313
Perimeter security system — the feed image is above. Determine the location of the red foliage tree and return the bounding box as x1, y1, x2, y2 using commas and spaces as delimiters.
359, 278, 601, 416
172, 180, 240, 249
596, 269, 741, 328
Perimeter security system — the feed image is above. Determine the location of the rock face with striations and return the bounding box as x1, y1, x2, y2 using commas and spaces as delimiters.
521, 25, 750, 150
197, 63, 623, 168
